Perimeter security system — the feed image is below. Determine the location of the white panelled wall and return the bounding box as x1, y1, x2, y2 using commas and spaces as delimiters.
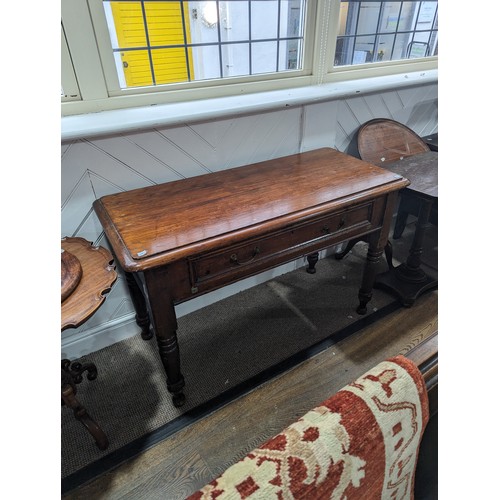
61, 82, 438, 359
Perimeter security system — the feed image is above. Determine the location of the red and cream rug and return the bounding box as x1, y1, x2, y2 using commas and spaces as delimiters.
188, 355, 429, 499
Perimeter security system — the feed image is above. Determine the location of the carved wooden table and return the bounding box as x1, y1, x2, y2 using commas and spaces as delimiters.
93, 148, 409, 407
61, 237, 117, 450
374, 151, 438, 306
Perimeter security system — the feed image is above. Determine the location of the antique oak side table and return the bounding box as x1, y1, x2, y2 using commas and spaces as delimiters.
374, 150, 438, 306
61, 237, 117, 450
93, 148, 409, 407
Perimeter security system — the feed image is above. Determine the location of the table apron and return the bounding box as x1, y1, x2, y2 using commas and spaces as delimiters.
143, 196, 388, 303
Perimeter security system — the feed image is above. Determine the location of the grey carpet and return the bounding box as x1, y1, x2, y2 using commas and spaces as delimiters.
61, 220, 437, 483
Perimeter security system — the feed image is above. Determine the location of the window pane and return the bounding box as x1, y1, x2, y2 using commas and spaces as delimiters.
222, 42, 250, 77
145, 1, 185, 46
191, 44, 221, 79
375, 33, 396, 61
220, 1, 249, 42
280, 0, 305, 38
355, 2, 381, 36
252, 41, 278, 74
279, 38, 301, 70
251, 1, 279, 40
119, 49, 153, 87
152, 47, 191, 84
379, 2, 402, 33
107, 1, 148, 49
334, 0, 438, 67
102, 0, 306, 89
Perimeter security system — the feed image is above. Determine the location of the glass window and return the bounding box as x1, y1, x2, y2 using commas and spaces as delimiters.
101, 0, 307, 89
334, 0, 438, 67
61, 0, 437, 115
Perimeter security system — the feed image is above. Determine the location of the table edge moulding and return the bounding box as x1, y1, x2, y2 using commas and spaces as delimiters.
93, 147, 410, 407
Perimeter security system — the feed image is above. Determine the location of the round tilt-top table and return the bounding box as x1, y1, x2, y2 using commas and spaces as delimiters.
61, 237, 117, 450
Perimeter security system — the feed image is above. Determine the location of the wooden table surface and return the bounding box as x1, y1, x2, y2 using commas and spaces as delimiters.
94, 148, 407, 271
384, 151, 438, 199
61, 237, 117, 331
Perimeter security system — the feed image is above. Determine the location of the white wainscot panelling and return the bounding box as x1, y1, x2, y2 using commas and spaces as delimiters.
61, 83, 438, 358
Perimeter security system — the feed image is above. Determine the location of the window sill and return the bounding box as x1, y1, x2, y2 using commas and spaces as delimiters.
61, 69, 437, 142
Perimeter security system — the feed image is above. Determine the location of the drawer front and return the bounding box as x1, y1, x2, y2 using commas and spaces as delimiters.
188, 200, 380, 292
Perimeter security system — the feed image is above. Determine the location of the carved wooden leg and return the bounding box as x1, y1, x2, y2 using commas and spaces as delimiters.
306, 252, 319, 274
61, 366, 109, 451
125, 272, 153, 340
143, 268, 186, 407
357, 237, 384, 315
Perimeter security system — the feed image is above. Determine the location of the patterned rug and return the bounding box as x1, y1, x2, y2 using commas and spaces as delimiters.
188, 355, 429, 499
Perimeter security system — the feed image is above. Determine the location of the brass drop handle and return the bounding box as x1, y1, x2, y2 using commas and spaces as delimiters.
321, 225, 330, 234
230, 247, 260, 265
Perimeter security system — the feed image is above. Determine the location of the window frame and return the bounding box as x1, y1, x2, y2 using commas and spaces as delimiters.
61, 0, 438, 116
61, 25, 81, 101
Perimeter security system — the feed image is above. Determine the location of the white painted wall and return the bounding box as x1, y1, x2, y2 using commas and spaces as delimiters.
61, 81, 438, 359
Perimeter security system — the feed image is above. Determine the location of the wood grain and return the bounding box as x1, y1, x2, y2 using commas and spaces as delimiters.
357, 119, 430, 166
93, 148, 409, 270
61, 237, 118, 331
61, 249, 82, 302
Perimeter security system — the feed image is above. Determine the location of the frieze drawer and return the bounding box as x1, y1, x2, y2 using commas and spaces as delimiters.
188, 200, 379, 290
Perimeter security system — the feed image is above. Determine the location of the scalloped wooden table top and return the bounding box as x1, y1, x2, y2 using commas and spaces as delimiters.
61, 237, 117, 331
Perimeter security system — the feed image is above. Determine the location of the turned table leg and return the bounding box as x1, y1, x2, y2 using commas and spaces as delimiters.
125, 272, 153, 340
356, 232, 384, 315
306, 252, 319, 274
143, 268, 186, 407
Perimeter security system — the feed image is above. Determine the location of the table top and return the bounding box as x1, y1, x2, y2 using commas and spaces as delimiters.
421, 133, 438, 152
94, 148, 409, 271
384, 151, 438, 199
61, 237, 117, 331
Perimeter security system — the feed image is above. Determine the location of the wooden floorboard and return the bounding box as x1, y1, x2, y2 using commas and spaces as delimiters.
64, 289, 438, 500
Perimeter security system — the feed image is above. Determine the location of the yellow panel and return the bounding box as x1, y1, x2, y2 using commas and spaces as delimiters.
151, 48, 190, 84
145, 1, 185, 45
120, 50, 154, 87
110, 1, 194, 87
111, 2, 147, 48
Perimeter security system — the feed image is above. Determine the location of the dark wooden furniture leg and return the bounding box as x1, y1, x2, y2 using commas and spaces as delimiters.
143, 268, 186, 407
357, 191, 400, 314
356, 231, 385, 315
375, 198, 437, 306
393, 208, 409, 240
306, 252, 319, 274
61, 360, 109, 451
334, 238, 363, 260
335, 239, 394, 270
125, 272, 153, 340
